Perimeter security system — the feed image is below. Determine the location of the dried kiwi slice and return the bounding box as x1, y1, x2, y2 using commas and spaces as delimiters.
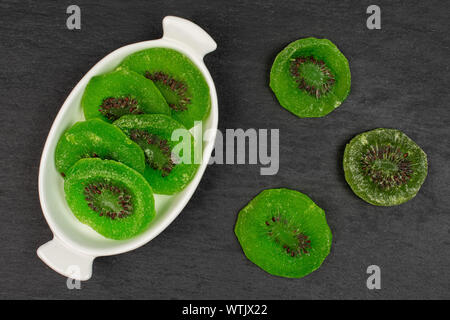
114, 114, 199, 195
55, 119, 145, 177
119, 48, 211, 129
82, 67, 170, 122
343, 128, 428, 206
270, 37, 351, 118
235, 188, 332, 278
64, 158, 155, 240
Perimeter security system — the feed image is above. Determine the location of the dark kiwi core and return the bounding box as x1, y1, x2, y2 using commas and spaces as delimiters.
99, 96, 143, 121
129, 129, 175, 177
290, 56, 335, 98
144, 71, 191, 112
361, 145, 413, 189
265, 213, 311, 257
83, 181, 133, 219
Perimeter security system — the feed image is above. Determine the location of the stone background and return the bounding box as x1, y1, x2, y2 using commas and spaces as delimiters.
0, 0, 449, 299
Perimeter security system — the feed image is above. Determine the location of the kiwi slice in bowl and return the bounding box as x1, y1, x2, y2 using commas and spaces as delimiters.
64, 158, 155, 240
343, 128, 428, 206
55, 119, 145, 177
114, 114, 199, 195
235, 188, 332, 278
119, 48, 210, 129
270, 37, 351, 118
82, 68, 170, 122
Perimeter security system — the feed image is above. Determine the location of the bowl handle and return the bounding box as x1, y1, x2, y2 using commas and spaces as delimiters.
37, 236, 95, 281
162, 16, 217, 59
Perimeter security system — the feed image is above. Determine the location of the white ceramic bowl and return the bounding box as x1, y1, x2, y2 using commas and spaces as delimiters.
37, 16, 218, 281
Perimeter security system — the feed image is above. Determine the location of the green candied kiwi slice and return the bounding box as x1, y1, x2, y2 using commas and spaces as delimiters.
55, 119, 145, 177
270, 37, 351, 118
113, 114, 199, 195
82, 67, 170, 122
235, 188, 332, 278
64, 158, 155, 240
343, 128, 428, 206
119, 48, 211, 129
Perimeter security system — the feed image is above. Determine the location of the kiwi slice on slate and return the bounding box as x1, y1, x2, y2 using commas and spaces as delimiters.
235, 188, 332, 278
119, 48, 211, 129
343, 128, 428, 206
64, 158, 155, 240
270, 37, 351, 118
114, 114, 199, 195
55, 119, 145, 177
82, 67, 170, 122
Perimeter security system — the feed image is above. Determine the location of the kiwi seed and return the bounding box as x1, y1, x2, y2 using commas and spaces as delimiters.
129, 129, 175, 177
98, 96, 144, 121
265, 213, 312, 257
290, 56, 335, 98
144, 71, 191, 112
360, 145, 413, 189
83, 181, 133, 220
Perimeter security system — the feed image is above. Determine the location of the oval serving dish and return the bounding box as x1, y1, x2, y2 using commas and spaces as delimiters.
37, 16, 218, 280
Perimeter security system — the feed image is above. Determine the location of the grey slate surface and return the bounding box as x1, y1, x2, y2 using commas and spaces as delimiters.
0, 0, 449, 299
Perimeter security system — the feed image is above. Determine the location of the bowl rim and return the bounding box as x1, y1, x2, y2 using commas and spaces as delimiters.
38, 36, 218, 257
